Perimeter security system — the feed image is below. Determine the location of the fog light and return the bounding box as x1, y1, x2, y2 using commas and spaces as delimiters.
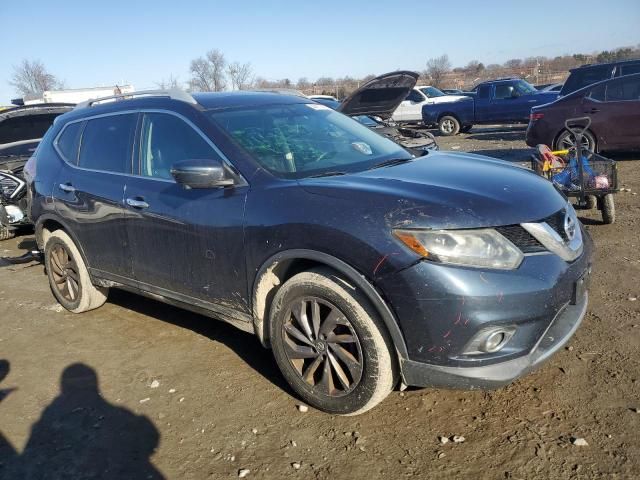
483, 331, 506, 353
462, 327, 515, 355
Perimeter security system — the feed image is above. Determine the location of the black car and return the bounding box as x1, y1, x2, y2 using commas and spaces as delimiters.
560, 58, 640, 96
27, 89, 593, 414
0, 103, 74, 240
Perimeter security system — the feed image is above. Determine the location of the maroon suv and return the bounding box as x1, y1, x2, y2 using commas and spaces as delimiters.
526, 73, 640, 152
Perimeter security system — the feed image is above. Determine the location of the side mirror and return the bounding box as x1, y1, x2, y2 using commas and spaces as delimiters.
170, 159, 234, 189
510, 89, 520, 98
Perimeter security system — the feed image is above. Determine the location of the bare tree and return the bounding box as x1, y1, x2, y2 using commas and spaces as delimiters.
426, 54, 451, 87
189, 49, 227, 92
504, 58, 523, 69
10, 59, 64, 96
155, 74, 182, 90
296, 77, 311, 90
227, 62, 254, 90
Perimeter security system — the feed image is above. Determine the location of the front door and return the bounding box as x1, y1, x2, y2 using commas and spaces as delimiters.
124, 111, 249, 312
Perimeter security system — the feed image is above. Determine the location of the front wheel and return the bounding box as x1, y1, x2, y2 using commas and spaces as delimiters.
44, 230, 108, 313
269, 268, 398, 415
438, 116, 460, 136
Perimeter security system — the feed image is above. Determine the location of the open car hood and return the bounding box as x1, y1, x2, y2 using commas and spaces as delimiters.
338, 71, 419, 119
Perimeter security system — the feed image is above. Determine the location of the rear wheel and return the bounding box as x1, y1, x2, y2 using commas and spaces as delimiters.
44, 230, 108, 313
555, 129, 596, 152
269, 268, 397, 415
600, 194, 615, 224
438, 116, 460, 136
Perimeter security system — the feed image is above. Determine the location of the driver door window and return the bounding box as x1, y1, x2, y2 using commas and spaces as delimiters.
405, 90, 424, 103
139, 113, 220, 180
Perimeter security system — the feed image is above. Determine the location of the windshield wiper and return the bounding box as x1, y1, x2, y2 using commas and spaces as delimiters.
307, 171, 347, 178
367, 157, 413, 170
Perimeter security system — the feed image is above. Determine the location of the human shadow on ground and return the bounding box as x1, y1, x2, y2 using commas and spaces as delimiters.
0, 362, 165, 480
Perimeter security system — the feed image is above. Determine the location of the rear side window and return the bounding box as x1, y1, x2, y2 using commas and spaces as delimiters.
139, 113, 220, 180
606, 77, 640, 101
78, 114, 136, 173
56, 122, 83, 164
493, 84, 514, 99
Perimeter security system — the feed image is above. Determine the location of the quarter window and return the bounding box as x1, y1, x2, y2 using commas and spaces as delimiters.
57, 122, 84, 164
78, 114, 136, 173
139, 113, 220, 180
589, 84, 606, 102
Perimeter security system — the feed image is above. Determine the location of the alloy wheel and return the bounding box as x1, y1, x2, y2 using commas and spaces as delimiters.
560, 133, 592, 151
49, 244, 80, 302
282, 297, 363, 397
441, 119, 454, 134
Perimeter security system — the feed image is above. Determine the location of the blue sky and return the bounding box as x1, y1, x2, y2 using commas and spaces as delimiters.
1, 0, 638, 103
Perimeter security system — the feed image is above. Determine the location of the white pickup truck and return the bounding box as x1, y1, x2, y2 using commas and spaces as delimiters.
391, 85, 468, 123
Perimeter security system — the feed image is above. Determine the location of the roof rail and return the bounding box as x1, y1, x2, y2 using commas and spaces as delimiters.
75, 89, 197, 109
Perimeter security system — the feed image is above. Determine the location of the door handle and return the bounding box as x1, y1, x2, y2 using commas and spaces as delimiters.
58, 183, 76, 193
126, 198, 149, 209
585, 108, 600, 114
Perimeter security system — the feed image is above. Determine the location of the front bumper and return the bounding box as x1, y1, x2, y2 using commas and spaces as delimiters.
401, 291, 588, 389
377, 226, 593, 389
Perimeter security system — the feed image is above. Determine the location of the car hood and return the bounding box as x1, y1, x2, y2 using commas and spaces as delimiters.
338, 71, 419, 119
299, 152, 567, 229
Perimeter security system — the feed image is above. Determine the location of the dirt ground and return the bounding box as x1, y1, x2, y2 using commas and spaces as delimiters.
1, 125, 639, 479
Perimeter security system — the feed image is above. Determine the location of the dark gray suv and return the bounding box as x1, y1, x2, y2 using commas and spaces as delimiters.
26, 87, 593, 414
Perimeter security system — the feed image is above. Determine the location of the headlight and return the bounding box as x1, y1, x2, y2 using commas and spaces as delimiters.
393, 228, 524, 270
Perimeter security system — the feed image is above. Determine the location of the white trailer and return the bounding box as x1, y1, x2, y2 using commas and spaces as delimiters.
24, 85, 135, 105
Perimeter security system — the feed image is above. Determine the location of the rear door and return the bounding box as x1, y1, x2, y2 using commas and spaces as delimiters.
596, 76, 640, 149
124, 111, 249, 312
53, 112, 136, 280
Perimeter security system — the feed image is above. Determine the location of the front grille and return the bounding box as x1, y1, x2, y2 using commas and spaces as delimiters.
496, 225, 545, 253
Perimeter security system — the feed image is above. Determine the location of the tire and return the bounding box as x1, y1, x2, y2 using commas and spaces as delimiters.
586, 195, 597, 209
460, 125, 473, 133
554, 129, 596, 152
601, 194, 615, 224
0, 225, 15, 241
44, 230, 108, 313
438, 116, 460, 136
269, 267, 398, 415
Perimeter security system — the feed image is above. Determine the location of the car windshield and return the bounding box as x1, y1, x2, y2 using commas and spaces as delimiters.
420, 87, 446, 98
209, 103, 410, 178
352, 115, 380, 127
514, 80, 537, 95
